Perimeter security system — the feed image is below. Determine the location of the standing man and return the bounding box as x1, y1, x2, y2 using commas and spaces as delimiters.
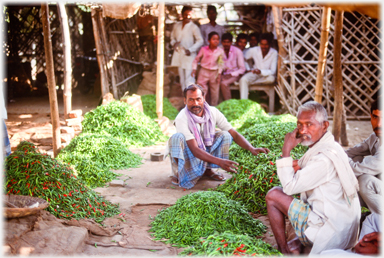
170, 6, 203, 90
167, 84, 269, 189
266, 101, 361, 255
220, 33, 246, 101
200, 5, 226, 47
346, 97, 381, 214
239, 33, 277, 99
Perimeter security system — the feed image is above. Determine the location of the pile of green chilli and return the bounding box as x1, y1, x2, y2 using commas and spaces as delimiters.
5, 141, 120, 222
140, 94, 179, 120
57, 133, 142, 188
82, 101, 168, 147
149, 191, 266, 247
179, 231, 282, 256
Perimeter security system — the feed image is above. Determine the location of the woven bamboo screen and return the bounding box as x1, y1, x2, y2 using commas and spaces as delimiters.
275, 5, 381, 119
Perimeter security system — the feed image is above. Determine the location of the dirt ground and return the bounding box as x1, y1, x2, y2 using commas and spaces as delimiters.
3, 89, 373, 256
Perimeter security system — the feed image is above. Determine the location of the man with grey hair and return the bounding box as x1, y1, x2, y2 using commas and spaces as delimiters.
265, 101, 361, 255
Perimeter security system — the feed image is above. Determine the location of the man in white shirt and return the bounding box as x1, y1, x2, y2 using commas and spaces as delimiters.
320, 212, 381, 256
170, 6, 204, 90
200, 5, 226, 47
265, 101, 361, 255
239, 33, 277, 99
346, 97, 381, 214
167, 84, 269, 189
243, 32, 259, 71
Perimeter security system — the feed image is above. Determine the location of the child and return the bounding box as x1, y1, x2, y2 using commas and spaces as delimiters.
191, 31, 225, 106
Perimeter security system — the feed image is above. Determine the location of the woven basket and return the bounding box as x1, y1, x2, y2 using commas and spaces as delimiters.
4, 195, 49, 219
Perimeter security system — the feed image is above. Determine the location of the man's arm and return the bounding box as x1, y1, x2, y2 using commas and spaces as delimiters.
188, 25, 204, 54
228, 128, 269, 156
186, 139, 238, 172
229, 49, 246, 77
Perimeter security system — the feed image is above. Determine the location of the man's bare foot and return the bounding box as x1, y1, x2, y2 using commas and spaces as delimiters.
204, 169, 226, 181
171, 177, 179, 185
287, 237, 303, 255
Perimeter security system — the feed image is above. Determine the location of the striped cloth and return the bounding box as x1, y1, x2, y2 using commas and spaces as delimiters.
168, 131, 233, 189
3, 120, 11, 157
288, 199, 313, 247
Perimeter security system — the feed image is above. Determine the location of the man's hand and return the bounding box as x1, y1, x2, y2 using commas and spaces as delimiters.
219, 159, 239, 173
173, 42, 180, 50
252, 69, 261, 74
354, 232, 380, 255
222, 74, 232, 80
249, 147, 270, 156
185, 49, 191, 56
292, 159, 301, 173
191, 70, 196, 78
282, 128, 303, 157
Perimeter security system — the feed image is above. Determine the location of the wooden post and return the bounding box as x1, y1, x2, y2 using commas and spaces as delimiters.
315, 7, 331, 104
156, 2, 165, 119
98, 11, 118, 99
332, 10, 345, 143
91, 8, 109, 97
272, 6, 287, 96
57, 2, 72, 119
41, 3, 61, 157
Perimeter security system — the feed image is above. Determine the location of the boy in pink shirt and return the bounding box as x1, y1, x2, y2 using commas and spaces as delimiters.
191, 31, 225, 106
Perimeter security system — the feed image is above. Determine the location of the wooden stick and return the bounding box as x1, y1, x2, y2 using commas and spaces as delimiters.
272, 6, 288, 98
57, 2, 72, 120
332, 10, 345, 143
156, 3, 165, 119
41, 3, 61, 157
91, 8, 108, 97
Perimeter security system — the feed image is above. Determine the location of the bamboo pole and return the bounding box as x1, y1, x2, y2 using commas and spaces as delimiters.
156, 2, 165, 119
272, 6, 287, 97
332, 10, 345, 143
57, 2, 72, 119
98, 11, 117, 99
315, 7, 331, 103
41, 3, 61, 157
91, 8, 109, 97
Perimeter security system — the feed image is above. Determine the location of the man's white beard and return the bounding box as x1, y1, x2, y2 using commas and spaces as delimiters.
300, 135, 314, 146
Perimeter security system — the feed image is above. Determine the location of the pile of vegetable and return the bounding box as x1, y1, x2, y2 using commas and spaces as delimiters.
214, 120, 307, 214
141, 94, 179, 120
179, 232, 281, 256
4, 141, 120, 222
57, 133, 142, 188
82, 101, 168, 147
149, 191, 266, 247
216, 99, 269, 128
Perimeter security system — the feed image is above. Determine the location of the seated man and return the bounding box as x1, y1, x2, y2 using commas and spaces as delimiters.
321, 212, 381, 256
243, 32, 259, 71
239, 33, 277, 99
220, 32, 246, 101
234, 33, 248, 72
266, 101, 361, 255
167, 84, 269, 189
346, 97, 381, 214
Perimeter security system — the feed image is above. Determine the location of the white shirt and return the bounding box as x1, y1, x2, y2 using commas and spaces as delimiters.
174, 106, 232, 141
200, 23, 226, 47
0, 85, 7, 119
346, 132, 381, 177
170, 21, 203, 69
245, 46, 278, 77
277, 152, 360, 254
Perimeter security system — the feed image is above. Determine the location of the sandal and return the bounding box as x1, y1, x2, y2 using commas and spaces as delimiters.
171, 177, 179, 186
208, 172, 226, 181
